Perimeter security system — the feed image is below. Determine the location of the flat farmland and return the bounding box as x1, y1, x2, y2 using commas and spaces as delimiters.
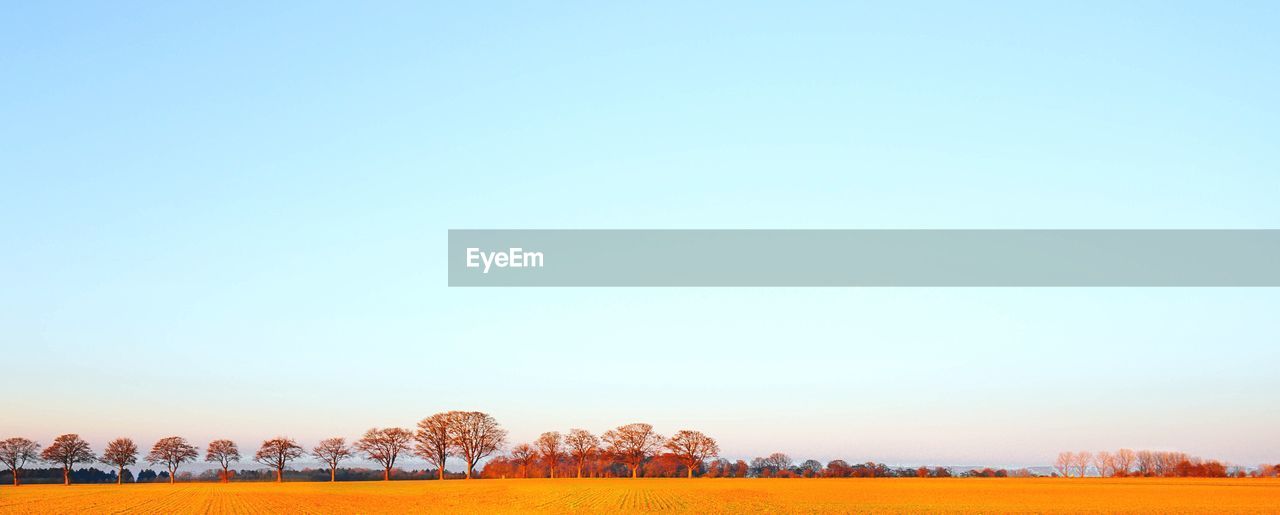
1, 478, 1278, 514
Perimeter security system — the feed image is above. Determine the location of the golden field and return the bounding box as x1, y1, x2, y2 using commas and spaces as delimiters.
1, 478, 1278, 514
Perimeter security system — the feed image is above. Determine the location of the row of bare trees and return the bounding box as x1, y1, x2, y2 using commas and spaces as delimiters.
0, 434, 197, 486
0, 411, 505, 485
1055, 449, 1233, 478
4, 419, 1264, 485
493, 423, 719, 479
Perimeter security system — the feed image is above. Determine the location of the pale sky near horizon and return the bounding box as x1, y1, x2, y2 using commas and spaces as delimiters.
2, 2, 1279, 470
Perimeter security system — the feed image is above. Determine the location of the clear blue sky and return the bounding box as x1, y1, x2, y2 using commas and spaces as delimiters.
2, 2, 1278, 469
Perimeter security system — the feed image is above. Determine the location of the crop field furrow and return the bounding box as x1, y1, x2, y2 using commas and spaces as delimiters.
112, 484, 199, 514
0, 488, 102, 510
642, 488, 665, 510
206, 485, 263, 515
556, 486, 611, 510
533, 488, 585, 508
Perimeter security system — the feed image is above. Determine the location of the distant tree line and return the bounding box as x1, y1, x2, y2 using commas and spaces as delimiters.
1254, 464, 1280, 478
1054, 449, 1259, 478
3, 414, 1275, 485
486, 429, 1023, 479
484, 424, 718, 479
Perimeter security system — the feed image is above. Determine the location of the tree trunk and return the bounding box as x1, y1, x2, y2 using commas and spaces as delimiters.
222, 467, 229, 483
383, 467, 390, 481
13, 469, 20, 486
688, 467, 694, 479
330, 467, 336, 482
631, 465, 638, 478
63, 467, 70, 485
118, 466, 124, 485
169, 468, 176, 484
276, 468, 283, 482
438, 465, 445, 481
466, 462, 473, 479
577, 464, 583, 478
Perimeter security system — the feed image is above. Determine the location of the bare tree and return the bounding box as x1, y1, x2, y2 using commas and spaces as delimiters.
100, 438, 138, 485
510, 443, 537, 478
1072, 451, 1093, 478
1114, 448, 1136, 476
565, 429, 600, 478
603, 423, 664, 478
1158, 451, 1187, 477
665, 430, 719, 478
355, 427, 414, 481
41, 434, 95, 485
255, 436, 304, 482
1054, 452, 1074, 477
1136, 450, 1157, 476
0, 437, 41, 486
205, 440, 240, 483
415, 413, 453, 480
1093, 451, 1114, 478
446, 411, 507, 479
535, 432, 564, 478
313, 438, 353, 482
146, 436, 199, 484
764, 452, 793, 473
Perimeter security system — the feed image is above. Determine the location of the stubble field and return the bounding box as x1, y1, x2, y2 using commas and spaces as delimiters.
1, 478, 1278, 514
